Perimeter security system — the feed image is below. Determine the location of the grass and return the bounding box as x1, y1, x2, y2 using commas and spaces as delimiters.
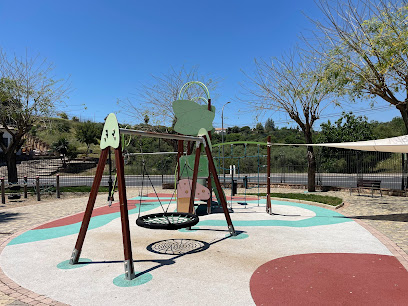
59, 186, 110, 193
3, 184, 342, 206
246, 192, 343, 206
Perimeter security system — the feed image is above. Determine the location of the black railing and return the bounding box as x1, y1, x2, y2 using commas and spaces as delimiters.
0, 148, 407, 190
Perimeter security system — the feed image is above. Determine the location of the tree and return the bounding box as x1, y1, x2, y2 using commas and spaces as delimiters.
255, 122, 265, 134
118, 65, 220, 127
319, 112, 374, 143
58, 112, 69, 119
52, 137, 78, 167
265, 118, 276, 132
56, 121, 71, 133
312, 0, 408, 133
372, 116, 406, 138
227, 126, 240, 134
243, 49, 336, 191
0, 50, 68, 183
318, 112, 376, 173
240, 126, 251, 134
75, 121, 101, 156
143, 114, 150, 125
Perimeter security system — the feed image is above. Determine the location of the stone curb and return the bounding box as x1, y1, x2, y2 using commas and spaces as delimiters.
347, 215, 408, 272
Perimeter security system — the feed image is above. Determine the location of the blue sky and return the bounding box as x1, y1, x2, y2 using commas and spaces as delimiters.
0, 0, 401, 129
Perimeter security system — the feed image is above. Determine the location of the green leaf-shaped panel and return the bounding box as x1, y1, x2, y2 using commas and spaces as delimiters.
100, 113, 120, 149
179, 155, 209, 178
173, 100, 215, 136
198, 128, 212, 151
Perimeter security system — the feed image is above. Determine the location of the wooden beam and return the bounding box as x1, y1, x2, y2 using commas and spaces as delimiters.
267, 136, 272, 214
70, 148, 109, 265
188, 142, 201, 214
115, 145, 135, 280
202, 134, 236, 236
207, 98, 212, 214
177, 140, 183, 181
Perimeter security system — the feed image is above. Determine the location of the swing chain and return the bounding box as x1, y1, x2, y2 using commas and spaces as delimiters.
137, 138, 179, 224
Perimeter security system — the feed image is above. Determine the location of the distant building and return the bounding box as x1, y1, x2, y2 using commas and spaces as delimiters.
0, 127, 22, 155
214, 128, 227, 135
0, 128, 12, 153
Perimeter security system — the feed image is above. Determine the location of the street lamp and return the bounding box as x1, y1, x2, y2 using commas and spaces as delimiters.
221, 101, 231, 185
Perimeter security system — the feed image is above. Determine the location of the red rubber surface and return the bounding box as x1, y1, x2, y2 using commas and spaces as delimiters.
250, 253, 408, 305
34, 193, 258, 229
34, 199, 159, 229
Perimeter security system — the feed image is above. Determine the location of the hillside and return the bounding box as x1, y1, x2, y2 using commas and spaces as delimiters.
27, 114, 407, 176
32, 117, 103, 158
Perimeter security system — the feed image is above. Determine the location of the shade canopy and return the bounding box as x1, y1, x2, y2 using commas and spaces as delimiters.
275, 135, 408, 153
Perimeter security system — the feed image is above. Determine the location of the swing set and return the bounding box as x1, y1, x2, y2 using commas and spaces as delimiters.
213, 136, 273, 213
68, 113, 237, 280
134, 145, 200, 230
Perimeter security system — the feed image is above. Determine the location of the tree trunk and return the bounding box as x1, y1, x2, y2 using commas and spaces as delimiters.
307, 145, 316, 192
6, 151, 18, 183
397, 104, 408, 134
396, 105, 408, 189
304, 129, 316, 192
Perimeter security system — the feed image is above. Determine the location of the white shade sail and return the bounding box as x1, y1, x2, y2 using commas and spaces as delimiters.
275, 135, 408, 153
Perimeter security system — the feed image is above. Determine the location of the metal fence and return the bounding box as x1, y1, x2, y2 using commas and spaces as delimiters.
1, 147, 407, 190
212, 146, 408, 190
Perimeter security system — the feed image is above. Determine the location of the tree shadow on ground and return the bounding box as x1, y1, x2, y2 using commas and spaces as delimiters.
339, 213, 408, 222
0, 212, 21, 224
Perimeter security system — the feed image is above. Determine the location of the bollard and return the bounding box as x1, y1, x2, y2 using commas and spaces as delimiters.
56, 174, 60, 198
232, 180, 237, 196
24, 176, 28, 199
243, 176, 248, 189
1, 177, 5, 204
36, 176, 40, 201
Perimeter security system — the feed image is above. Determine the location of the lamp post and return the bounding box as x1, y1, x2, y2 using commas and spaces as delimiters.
221, 102, 230, 185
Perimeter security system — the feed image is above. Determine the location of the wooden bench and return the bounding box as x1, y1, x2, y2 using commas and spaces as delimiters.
355, 179, 382, 197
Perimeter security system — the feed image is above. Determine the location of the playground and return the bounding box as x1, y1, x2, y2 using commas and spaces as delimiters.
1, 82, 408, 305
1, 188, 408, 305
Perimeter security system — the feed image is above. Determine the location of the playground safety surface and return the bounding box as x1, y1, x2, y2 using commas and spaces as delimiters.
1, 192, 408, 305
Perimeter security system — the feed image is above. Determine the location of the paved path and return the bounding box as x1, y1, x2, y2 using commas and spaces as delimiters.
250, 186, 408, 258
241, 186, 408, 258
0, 187, 407, 305
324, 189, 408, 257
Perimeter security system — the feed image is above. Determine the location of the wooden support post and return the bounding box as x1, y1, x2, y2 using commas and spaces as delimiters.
266, 136, 272, 214
56, 174, 60, 198
23, 176, 28, 199
188, 142, 201, 214
114, 145, 135, 280
36, 176, 40, 201
177, 140, 184, 181
207, 98, 212, 214
202, 135, 236, 236
186, 141, 194, 155
70, 148, 109, 265
108, 148, 114, 202
1, 178, 5, 204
